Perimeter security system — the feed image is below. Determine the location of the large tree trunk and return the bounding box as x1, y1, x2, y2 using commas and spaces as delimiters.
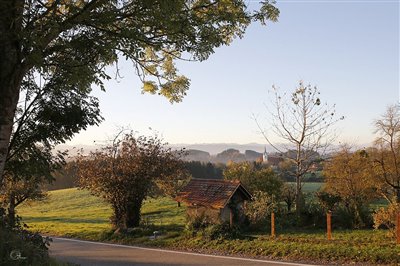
125, 202, 142, 228
7, 192, 16, 227
0, 78, 21, 185
0, 0, 25, 184
111, 204, 126, 230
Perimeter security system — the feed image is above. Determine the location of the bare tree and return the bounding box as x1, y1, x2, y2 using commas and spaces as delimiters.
372, 104, 400, 203
256, 81, 342, 217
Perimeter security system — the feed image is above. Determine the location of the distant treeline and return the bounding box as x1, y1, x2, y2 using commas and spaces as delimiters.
45, 161, 225, 191
45, 160, 323, 191
184, 161, 224, 179
44, 161, 79, 191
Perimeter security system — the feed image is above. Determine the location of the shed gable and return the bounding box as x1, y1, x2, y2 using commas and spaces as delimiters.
176, 178, 252, 209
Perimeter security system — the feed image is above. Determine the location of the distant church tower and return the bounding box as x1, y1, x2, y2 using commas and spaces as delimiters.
262, 146, 268, 163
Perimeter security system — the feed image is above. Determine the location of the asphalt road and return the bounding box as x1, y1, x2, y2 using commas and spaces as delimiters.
50, 237, 318, 266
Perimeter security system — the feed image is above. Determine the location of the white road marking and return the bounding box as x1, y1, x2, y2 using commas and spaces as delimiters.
51, 237, 318, 266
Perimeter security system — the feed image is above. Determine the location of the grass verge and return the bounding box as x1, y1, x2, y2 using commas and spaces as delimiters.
18, 188, 400, 265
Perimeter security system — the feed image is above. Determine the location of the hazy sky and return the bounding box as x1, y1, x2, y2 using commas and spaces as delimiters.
67, 1, 399, 147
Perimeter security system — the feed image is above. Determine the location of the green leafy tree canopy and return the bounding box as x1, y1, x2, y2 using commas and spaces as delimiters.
224, 161, 283, 198
0, 0, 279, 180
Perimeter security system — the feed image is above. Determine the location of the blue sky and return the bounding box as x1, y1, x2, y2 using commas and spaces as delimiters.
67, 1, 399, 147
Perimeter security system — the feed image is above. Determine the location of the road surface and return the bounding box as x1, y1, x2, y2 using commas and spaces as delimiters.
50, 237, 318, 266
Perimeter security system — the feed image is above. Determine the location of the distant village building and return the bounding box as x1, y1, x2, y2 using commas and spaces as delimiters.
262, 146, 283, 167
176, 179, 252, 226
262, 147, 268, 162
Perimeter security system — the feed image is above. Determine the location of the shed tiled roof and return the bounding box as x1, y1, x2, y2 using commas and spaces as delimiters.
175, 179, 252, 209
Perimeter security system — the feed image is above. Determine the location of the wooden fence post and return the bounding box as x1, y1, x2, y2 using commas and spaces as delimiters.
271, 212, 275, 238
397, 212, 400, 245
327, 211, 332, 240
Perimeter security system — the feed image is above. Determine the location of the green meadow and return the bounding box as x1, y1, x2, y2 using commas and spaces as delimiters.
18, 188, 185, 239
18, 183, 323, 237
287, 182, 323, 193
17, 186, 400, 265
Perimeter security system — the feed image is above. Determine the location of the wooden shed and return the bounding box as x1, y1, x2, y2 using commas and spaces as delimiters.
175, 179, 252, 225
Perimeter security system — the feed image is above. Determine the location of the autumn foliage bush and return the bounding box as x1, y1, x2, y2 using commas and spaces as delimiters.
185, 211, 213, 234
76, 132, 186, 230
244, 190, 276, 229
373, 202, 400, 238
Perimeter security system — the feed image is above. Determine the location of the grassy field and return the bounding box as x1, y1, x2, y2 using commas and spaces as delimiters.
287, 182, 323, 193
17, 187, 400, 265
18, 188, 186, 239
18, 188, 112, 238
18, 184, 323, 237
